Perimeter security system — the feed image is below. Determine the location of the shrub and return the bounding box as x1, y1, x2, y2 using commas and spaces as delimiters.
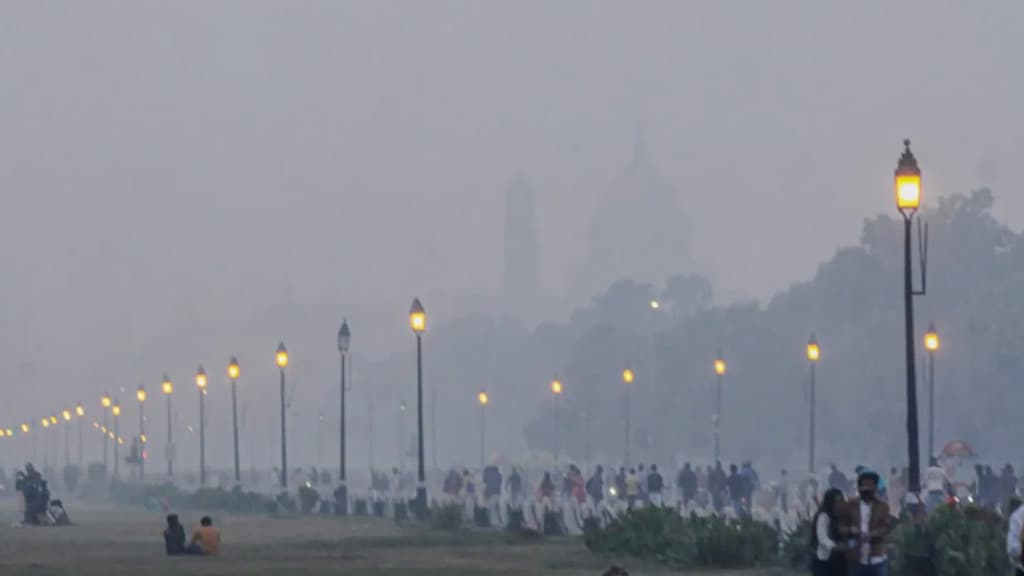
891, 505, 1009, 576
585, 507, 777, 570
431, 503, 464, 531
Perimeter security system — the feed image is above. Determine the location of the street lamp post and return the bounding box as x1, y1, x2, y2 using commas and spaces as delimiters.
806, 336, 820, 474
137, 385, 147, 481
337, 319, 351, 515
895, 139, 926, 498
162, 375, 174, 479
550, 378, 563, 462
101, 394, 111, 472
228, 357, 241, 484
622, 369, 634, 466
713, 355, 726, 462
477, 391, 489, 468
62, 409, 72, 466
112, 402, 121, 477
42, 418, 51, 471
276, 343, 289, 489
75, 403, 85, 469
409, 298, 427, 514
196, 366, 208, 486
924, 324, 940, 460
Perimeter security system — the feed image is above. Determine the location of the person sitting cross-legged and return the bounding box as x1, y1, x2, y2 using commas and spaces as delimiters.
186, 516, 221, 555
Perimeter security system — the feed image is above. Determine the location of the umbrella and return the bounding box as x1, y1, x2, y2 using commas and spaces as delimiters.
941, 440, 977, 459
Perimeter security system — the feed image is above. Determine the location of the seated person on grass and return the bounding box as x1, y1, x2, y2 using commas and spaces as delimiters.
187, 516, 221, 555
163, 514, 186, 555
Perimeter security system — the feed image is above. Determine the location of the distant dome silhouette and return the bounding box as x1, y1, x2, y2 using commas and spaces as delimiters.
578, 135, 691, 298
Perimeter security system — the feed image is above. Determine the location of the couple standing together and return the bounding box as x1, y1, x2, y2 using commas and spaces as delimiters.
813, 470, 893, 576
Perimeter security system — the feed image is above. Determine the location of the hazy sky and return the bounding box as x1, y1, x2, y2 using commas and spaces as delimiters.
2, 1, 1023, 429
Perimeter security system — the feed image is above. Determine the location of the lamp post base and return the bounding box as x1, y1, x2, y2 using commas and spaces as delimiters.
414, 485, 428, 519
335, 483, 349, 516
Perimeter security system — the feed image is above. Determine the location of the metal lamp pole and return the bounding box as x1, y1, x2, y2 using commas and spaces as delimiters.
337, 320, 351, 515
622, 369, 633, 466
895, 139, 927, 499
713, 356, 726, 462
228, 357, 241, 484
276, 343, 289, 489
807, 336, 820, 473
924, 324, 939, 460
196, 366, 208, 486
409, 298, 427, 515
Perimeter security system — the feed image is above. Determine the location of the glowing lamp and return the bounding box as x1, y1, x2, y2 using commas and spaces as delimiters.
551, 378, 563, 395
924, 324, 940, 352
807, 335, 820, 362
275, 343, 289, 368
162, 375, 173, 395
136, 385, 147, 403
714, 357, 727, 376
228, 357, 240, 381
196, 365, 208, 389
622, 369, 634, 384
478, 391, 489, 406
409, 298, 426, 334
895, 139, 922, 213
111, 404, 121, 417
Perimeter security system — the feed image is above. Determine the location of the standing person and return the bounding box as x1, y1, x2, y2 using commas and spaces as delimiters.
887, 467, 904, 517
1006, 496, 1024, 575
507, 467, 523, 508
843, 470, 892, 576
539, 472, 556, 501
710, 462, 726, 512
625, 468, 640, 509
647, 465, 664, 506
615, 467, 626, 499
637, 465, 648, 504
727, 464, 744, 512
586, 466, 605, 505
924, 458, 949, 511
677, 462, 697, 508
812, 488, 847, 576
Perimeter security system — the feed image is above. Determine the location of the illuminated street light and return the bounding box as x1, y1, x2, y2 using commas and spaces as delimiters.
112, 402, 121, 477
622, 368, 634, 465
228, 356, 241, 484
807, 335, 820, 473
713, 353, 726, 461
196, 365, 207, 485
924, 323, 940, 460
276, 343, 289, 489
409, 298, 427, 515
136, 384, 146, 480
894, 139, 928, 500
477, 391, 488, 467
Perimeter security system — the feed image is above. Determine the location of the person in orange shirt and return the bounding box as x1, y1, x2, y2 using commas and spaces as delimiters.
188, 516, 221, 555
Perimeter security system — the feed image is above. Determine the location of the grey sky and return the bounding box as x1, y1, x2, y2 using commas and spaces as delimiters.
2, 1, 1022, 453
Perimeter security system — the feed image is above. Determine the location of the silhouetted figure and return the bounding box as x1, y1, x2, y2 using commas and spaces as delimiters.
163, 514, 186, 555
587, 466, 605, 504
677, 462, 697, 506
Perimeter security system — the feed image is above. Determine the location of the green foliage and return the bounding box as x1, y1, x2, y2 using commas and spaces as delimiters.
108, 480, 275, 514
781, 517, 813, 571
891, 505, 1009, 576
585, 507, 777, 569
430, 503, 465, 531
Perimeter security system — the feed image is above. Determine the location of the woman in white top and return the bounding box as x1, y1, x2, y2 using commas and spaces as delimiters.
812, 488, 847, 576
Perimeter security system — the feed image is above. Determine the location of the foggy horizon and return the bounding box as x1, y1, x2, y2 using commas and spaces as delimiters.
3, 1, 1024, 472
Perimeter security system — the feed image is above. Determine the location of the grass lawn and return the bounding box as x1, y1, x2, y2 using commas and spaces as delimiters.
0, 501, 789, 575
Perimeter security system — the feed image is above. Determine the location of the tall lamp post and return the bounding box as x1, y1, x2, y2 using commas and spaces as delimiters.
409, 298, 427, 514
61, 409, 72, 466
924, 324, 940, 460
895, 139, 926, 498
196, 365, 208, 486
162, 375, 174, 479
276, 343, 289, 489
227, 357, 241, 484
713, 355, 726, 462
622, 368, 634, 466
75, 403, 85, 468
42, 418, 51, 471
550, 377, 563, 462
337, 319, 351, 515
137, 385, 147, 481
806, 336, 820, 474
112, 402, 121, 477
477, 391, 489, 468
101, 394, 112, 472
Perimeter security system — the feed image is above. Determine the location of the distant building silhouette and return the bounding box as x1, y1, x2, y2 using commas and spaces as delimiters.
502, 175, 542, 320
577, 133, 691, 298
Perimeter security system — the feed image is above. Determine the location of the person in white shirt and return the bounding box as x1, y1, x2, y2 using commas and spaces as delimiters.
812, 488, 846, 576
1006, 498, 1024, 575
924, 457, 949, 511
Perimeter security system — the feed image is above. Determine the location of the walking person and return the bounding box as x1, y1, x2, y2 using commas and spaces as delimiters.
843, 470, 892, 576
647, 465, 664, 507
1006, 496, 1024, 575
811, 488, 847, 576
